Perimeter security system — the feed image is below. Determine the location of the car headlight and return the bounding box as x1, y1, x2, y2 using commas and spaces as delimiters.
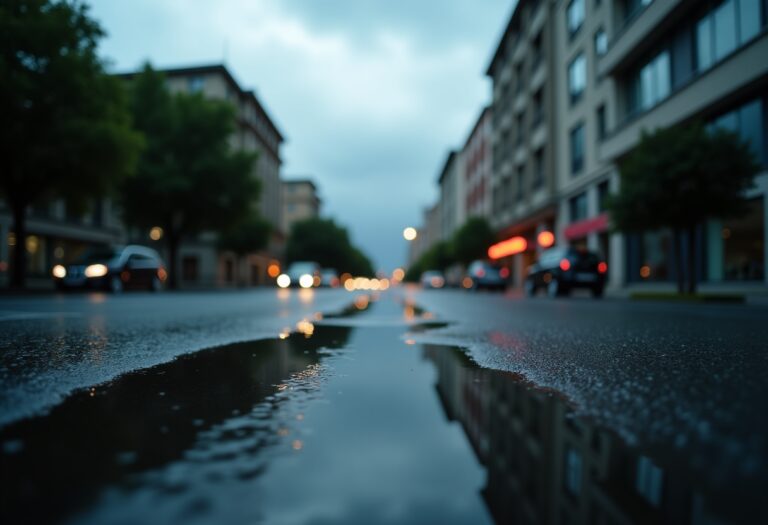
84, 264, 109, 278
276, 274, 291, 289
299, 274, 314, 289
52, 265, 67, 279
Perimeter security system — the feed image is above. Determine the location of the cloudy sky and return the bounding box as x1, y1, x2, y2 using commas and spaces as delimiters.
88, 0, 515, 272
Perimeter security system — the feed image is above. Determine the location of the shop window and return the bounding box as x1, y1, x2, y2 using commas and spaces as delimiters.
718, 198, 765, 281
708, 98, 766, 165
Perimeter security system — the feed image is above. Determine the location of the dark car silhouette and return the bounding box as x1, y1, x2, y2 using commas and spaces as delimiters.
52, 245, 167, 293
524, 247, 607, 298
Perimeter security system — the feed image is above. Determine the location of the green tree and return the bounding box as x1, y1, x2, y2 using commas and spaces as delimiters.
404, 240, 455, 282
286, 218, 374, 276
609, 123, 759, 294
451, 217, 497, 267
218, 213, 272, 257
122, 65, 259, 289
0, 0, 142, 288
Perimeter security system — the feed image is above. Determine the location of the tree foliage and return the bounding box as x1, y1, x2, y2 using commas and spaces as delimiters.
404, 240, 455, 282
0, 0, 142, 287
451, 217, 496, 267
218, 213, 272, 256
608, 122, 759, 293
285, 218, 374, 276
122, 64, 260, 288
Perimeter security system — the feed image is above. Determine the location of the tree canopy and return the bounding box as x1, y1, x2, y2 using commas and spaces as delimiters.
122, 64, 260, 288
609, 122, 759, 293
285, 218, 374, 276
451, 217, 497, 267
0, 0, 142, 287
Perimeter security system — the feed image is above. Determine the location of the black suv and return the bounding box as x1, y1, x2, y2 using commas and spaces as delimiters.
524, 247, 607, 298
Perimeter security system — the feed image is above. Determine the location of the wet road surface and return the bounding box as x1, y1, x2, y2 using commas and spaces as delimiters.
1, 289, 767, 524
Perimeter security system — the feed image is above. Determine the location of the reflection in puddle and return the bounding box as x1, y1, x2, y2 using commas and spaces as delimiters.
422, 343, 757, 525
0, 299, 760, 525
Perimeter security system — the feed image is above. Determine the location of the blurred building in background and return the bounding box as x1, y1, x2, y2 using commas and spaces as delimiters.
282, 179, 321, 235
0, 199, 125, 288
462, 107, 494, 221
146, 64, 285, 288
438, 151, 465, 241
415, 0, 768, 292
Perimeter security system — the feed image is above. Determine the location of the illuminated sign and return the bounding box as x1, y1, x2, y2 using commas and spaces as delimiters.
488, 237, 527, 259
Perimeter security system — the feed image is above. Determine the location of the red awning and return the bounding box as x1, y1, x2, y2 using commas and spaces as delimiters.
564, 213, 609, 240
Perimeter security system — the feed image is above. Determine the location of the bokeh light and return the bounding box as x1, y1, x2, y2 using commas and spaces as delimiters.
403, 227, 418, 241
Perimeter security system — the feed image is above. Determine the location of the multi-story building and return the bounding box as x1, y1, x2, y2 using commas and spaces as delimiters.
486, 0, 561, 288
484, 0, 767, 291
438, 150, 465, 241
594, 0, 768, 289
282, 179, 321, 236
155, 64, 285, 287
463, 107, 494, 220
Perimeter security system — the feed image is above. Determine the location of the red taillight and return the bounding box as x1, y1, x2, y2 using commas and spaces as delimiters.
500, 267, 510, 278
598, 262, 608, 274
475, 268, 486, 278
559, 259, 571, 271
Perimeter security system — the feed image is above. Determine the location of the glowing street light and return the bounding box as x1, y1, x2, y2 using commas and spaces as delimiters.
403, 227, 418, 241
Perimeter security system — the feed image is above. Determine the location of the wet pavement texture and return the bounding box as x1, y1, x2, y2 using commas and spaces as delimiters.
1, 292, 765, 524
0, 289, 352, 425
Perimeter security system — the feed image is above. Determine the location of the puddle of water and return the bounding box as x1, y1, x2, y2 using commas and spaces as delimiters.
0, 298, 760, 525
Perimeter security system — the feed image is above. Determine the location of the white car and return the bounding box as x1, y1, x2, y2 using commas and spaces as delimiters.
281, 261, 321, 288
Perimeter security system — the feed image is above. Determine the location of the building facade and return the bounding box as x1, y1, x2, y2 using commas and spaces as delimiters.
482, 0, 768, 291
159, 64, 285, 287
282, 179, 321, 235
487, 0, 561, 288
438, 151, 465, 242
463, 107, 494, 220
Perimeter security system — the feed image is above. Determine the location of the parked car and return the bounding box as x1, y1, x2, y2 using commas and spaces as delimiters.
320, 268, 340, 288
420, 270, 445, 289
524, 247, 607, 298
52, 245, 166, 293
282, 261, 322, 288
466, 260, 507, 291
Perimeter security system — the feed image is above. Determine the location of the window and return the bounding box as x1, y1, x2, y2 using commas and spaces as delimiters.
516, 113, 525, 146
708, 98, 766, 165
594, 28, 608, 56
598, 180, 611, 212
531, 32, 543, 70
188, 76, 204, 93
516, 167, 525, 202
596, 104, 607, 140
696, 0, 766, 72
515, 62, 525, 94
533, 149, 545, 189
565, 448, 582, 495
568, 53, 587, 103
636, 456, 663, 507
569, 192, 589, 222
624, 0, 653, 24
567, 0, 585, 36
570, 123, 585, 174
532, 89, 544, 128
632, 50, 670, 112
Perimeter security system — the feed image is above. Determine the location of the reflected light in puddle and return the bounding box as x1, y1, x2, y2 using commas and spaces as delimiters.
296, 319, 315, 337
298, 289, 314, 304
292, 440, 303, 451
354, 295, 370, 310
277, 289, 291, 301
405, 339, 416, 346
88, 293, 107, 304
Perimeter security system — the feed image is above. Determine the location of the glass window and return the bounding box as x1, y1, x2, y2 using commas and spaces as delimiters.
598, 180, 611, 212
568, 0, 585, 35
739, 0, 762, 43
565, 448, 582, 495
569, 53, 587, 103
714, 0, 737, 61
594, 28, 608, 56
570, 123, 585, 174
516, 168, 525, 201
636, 51, 671, 111
188, 76, 204, 93
636, 456, 663, 507
697, 16, 713, 71
656, 51, 671, 100
739, 99, 765, 162
570, 192, 588, 222
533, 149, 545, 188
597, 104, 607, 140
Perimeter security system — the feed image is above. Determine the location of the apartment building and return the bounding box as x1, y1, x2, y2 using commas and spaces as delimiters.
594, 0, 768, 288
487, 0, 560, 287
463, 107, 494, 220
438, 151, 465, 241
483, 0, 768, 290
158, 64, 285, 287
282, 179, 321, 235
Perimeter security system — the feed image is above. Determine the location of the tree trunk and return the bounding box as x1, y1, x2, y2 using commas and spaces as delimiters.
672, 228, 684, 295
167, 233, 180, 290
687, 225, 697, 295
10, 202, 28, 290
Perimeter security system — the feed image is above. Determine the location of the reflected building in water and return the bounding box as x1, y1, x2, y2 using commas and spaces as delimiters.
423, 343, 744, 525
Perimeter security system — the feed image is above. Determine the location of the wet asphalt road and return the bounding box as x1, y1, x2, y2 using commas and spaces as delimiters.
1, 288, 767, 524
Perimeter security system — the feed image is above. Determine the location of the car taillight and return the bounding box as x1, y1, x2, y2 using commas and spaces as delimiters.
559, 259, 571, 271
500, 267, 510, 278
475, 268, 486, 278
598, 262, 608, 274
